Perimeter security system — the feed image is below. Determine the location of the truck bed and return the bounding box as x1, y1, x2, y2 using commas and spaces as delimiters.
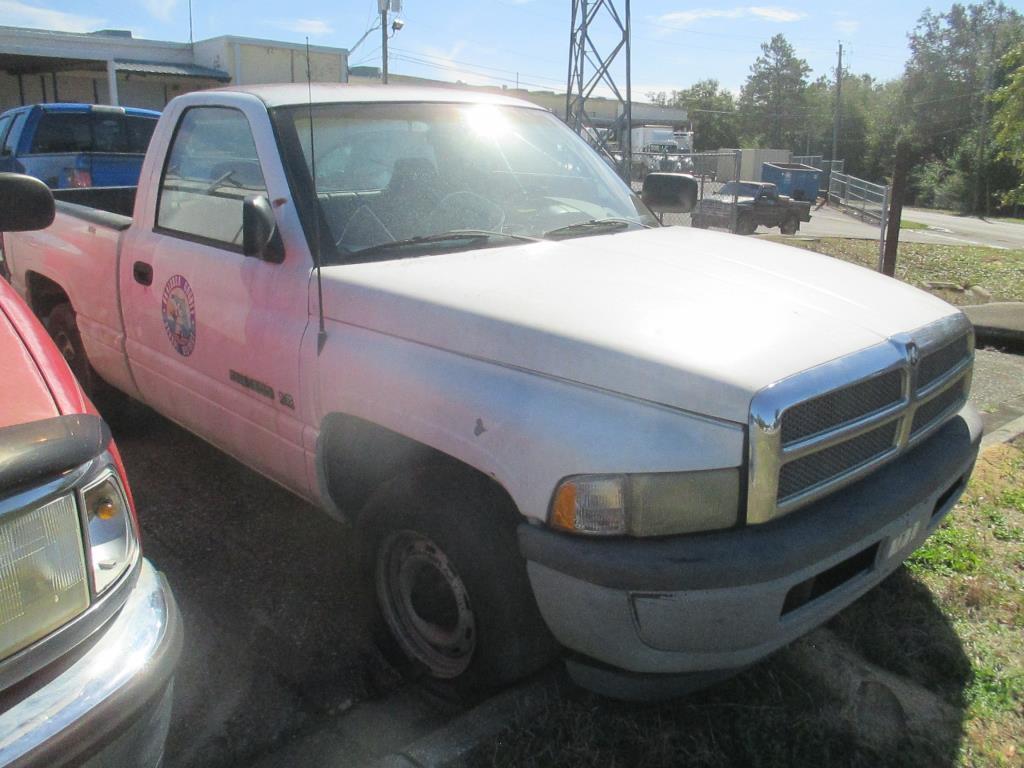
52, 186, 136, 229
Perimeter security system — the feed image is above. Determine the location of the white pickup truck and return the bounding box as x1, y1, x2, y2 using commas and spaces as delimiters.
3, 84, 980, 699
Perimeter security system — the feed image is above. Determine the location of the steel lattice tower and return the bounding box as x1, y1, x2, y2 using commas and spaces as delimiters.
565, 0, 631, 179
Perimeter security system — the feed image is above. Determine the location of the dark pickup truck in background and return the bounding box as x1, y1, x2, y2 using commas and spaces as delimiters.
0, 103, 159, 189
692, 181, 812, 235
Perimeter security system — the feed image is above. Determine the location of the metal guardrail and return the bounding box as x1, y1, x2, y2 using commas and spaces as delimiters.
828, 171, 889, 224
827, 170, 891, 269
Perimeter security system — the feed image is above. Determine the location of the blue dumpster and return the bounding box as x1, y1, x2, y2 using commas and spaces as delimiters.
760, 162, 822, 202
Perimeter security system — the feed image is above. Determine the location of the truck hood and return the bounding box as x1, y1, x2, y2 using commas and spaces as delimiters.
320, 227, 960, 422
0, 297, 59, 429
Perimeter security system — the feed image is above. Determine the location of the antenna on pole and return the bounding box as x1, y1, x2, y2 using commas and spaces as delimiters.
306, 37, 327, 354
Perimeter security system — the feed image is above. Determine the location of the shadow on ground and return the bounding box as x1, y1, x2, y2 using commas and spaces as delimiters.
106, 403, 400, 768
472, 568, 970, 768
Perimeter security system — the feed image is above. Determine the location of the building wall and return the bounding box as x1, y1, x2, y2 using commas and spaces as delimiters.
0, 69, 222, 112
193, 37, 346, 86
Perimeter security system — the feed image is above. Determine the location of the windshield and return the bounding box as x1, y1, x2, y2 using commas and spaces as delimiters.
275, 102, 656, 261
716, 182, 762, 198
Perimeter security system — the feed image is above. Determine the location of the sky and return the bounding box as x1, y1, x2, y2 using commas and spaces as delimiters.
4, 0, 1024, 98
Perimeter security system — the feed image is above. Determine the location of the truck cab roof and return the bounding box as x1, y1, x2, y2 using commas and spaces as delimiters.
0, 103, 160, 118
201, 83, 548, 110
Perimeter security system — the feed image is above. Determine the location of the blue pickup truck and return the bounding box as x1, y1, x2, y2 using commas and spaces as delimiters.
0, 103, 159, 188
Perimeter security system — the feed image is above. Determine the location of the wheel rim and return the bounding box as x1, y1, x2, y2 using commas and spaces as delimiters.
53, 331, 76, 365
376, 530, 476, 679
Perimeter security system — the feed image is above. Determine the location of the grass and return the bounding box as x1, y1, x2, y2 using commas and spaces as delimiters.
901, 219, 929, 230
772, 237, 1024, 306
471, 441, 1024, 768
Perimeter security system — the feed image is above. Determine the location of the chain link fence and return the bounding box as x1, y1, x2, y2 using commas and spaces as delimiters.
627, 150, 742, 227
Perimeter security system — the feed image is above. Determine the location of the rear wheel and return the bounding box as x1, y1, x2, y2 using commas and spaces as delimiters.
45, 302, 126, 414
357, 467, 557, 698
45, 302, 99, 395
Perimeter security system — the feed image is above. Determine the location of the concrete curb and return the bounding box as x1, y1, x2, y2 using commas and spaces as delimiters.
981, 412, 1024, 449
371, 675, 559, 768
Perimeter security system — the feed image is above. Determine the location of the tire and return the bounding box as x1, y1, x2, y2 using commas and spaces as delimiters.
734, 213, 756, 236
357, 467, 557, 698
45, 302, 126, 414
780, 216, 799, 235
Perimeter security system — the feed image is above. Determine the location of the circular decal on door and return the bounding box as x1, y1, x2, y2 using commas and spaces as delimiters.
161, 274, 196, 357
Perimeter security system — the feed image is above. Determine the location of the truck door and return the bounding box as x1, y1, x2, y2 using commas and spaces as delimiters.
120, 103, 314, 500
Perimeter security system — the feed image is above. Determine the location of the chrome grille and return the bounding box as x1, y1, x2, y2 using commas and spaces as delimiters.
917, 335, 970, 391
748, 314, 974, 524
781, 369, 903, 446
778, 421, 898, 501
912, 381, 967, 436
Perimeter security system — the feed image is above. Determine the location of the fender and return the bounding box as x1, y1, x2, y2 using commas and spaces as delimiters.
314, 321, 745, 523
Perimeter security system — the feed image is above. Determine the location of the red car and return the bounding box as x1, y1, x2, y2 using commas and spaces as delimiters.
0, 173, 180, 767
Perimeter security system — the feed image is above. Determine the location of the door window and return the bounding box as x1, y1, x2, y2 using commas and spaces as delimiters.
156, 107, 267, 248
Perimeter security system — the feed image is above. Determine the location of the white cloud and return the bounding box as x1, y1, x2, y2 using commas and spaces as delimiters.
658, 6, 805, 28
0, 0, 104, 32
659, 9, 745, 27
142, 0, 177, 23
747, 6, 805, 22
833, 18, 861, 34
280, 18, 333, 36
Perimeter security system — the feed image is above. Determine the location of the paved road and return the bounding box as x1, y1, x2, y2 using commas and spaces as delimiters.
795, 205, 1024, 250
676, 201, 1024, 250
902, 208, 1024, 250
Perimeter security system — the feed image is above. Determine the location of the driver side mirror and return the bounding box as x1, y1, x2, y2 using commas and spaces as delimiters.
0, 172, 55, 232
641, 173, 698, 214
242, 195, 284, 263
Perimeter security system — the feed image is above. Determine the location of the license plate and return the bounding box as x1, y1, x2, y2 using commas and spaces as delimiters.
886, 519, 924, 560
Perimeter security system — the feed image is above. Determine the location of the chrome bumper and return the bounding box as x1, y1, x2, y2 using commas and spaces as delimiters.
0, 560, 182, 768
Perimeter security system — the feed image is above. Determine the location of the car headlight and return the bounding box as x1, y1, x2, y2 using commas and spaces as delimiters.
81, 467, 139, 595
549, 470, 740, 536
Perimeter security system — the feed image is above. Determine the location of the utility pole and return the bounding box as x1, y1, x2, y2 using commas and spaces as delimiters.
831, 42, 843, 166
380, 1, 388, 84
882, 139, 911, 277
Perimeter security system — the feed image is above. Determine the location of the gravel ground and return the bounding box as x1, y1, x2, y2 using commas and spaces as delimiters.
106, 405, 398, 768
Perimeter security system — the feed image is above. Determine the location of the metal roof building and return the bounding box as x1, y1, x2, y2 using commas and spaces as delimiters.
0, 25, 349, 111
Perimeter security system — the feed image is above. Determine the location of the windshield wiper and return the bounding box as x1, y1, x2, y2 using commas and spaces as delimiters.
349, 230, 541, 260
542, 217, 650, 240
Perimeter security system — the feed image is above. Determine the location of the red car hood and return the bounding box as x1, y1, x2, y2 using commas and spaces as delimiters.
0, 281, 89, 428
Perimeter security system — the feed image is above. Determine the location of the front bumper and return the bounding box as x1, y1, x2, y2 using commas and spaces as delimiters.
0, 560, 182, 768
519, 407, 981, 696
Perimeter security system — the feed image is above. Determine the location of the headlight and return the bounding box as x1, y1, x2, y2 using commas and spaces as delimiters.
81, 468, 138, 594
549, 469, 740, 536
0, 494, 90, 659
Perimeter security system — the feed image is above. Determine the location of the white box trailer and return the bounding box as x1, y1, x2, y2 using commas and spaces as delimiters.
716, 148, 793, 181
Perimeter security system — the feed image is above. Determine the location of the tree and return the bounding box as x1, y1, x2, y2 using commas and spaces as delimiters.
993, 42, 1024, 205
738, 34, 811, 149
645, 80, 739, 150
903, 1, 1024, 211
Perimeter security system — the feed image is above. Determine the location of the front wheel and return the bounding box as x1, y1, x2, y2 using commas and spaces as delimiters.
780, 216, 799, 235
358, 468, 557, 697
